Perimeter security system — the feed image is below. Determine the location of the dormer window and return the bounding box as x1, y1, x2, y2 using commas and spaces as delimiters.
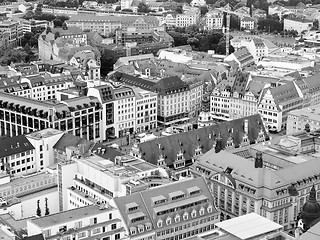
166, 217, 171, 225
191, 209, 197, 218
175, 214, 180, 223
157, 155, 166, 166
169, 190, 185, 201
183, 212, 188, 220
207, 205, 213, 213
157, 219, 163, 228
199, 207, 205, 215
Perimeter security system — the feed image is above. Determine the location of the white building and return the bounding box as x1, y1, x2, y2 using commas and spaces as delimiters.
132, 87, 158, 133
240, 16, 255, 30
284, 17, 313, 34
205, 11, 223, 30
176, 9, 200, 28
27, 204, 126, 240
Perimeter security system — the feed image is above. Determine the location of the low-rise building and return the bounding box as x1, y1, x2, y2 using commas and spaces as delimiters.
240, 16, 255, 30
284, 17, 313, 34
0, 19, 22, 47
27, 204, 126, 240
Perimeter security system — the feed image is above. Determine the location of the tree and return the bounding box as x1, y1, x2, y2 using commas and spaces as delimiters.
115, 6, 121, 11
36, 200, 41, 217
35, 3, 43, 15
54, 31, 60, 39
23, 10, 34, 20
314, 19, 319, 30
199, 6, 208, 16
230, 14, 240, 30
45, 198, 50, 216
187, 37, 199, 47
122, 8, 133, 12
175, 5, 183, 14
137, 2, 150, 13
53, 19, 63, 28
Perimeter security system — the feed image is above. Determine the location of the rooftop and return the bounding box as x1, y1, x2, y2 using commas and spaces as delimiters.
215, 213, 283, 240
26, 128, 63, 140
0, 135, 34, 159
30, 204, 114, 228
288, 105, 320, 119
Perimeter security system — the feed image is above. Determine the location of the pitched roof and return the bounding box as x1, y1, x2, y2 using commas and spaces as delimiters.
52, 27, 83, 36
53, 133, 94, 152
152, 76, 189, 95
23, 234, 45, 240
269, 82, 300, 105
137, 114, 268, 167
113, 72, 156, 92
113, 177, 217, 237
0, 135, 35, 158
232, 47, 254, 65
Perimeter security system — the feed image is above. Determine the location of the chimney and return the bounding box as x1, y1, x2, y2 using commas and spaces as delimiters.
255, 151, 263, 168
244, 119, 248, 134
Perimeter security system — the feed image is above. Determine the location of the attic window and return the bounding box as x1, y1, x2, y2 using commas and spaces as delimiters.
225, 167, 233, 174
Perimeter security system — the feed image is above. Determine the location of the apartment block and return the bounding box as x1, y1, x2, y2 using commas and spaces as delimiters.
205, 11, 223, 30
176, 9, 200, 28
284, 17, 313, 34
0, 20, 22, 47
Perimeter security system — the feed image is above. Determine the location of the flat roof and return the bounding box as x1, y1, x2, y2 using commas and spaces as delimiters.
215, 213, 282, 240
26, 128, 63, 140
31, 204, 114, 228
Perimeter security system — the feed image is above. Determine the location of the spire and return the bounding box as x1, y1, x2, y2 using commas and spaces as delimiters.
309, 184, 316, 201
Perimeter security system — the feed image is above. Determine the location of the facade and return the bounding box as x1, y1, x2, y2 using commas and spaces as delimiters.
243, 38, 268, 61
27, 204, 126, 240
284, 17, 313, 34
191, 134, 320, 230
114, 73, 203, 126
176, 9, 200, 28
132, 87, 158, 133
66, 14, 159, 36
286, 105, 320, 134
258, 82, 303, 132
111, 177, 220, 240
240, 16, 255, 30
131, 114, 268, 178
224, 47, 255, 69
0, 20, 22, 47
0, 92, 103, 142
205, 11, 223, 30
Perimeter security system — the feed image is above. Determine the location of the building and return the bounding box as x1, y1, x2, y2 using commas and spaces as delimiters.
286, 105, 320, 134
113, 73, 203, 126
27, 204, 126, 240
110, 177, 220, 240
190, 144, 320, 230
258, 81, 303, 132
243, 38, 268, 61
224, 47, 255, 69
0, 19, 22, 47
240, 16, 255, 30
211, 213, 294, 240
0, 92, 103, 142
284, 17, 313, 34
176, 9, 200, 28
66, 14, 159, 36
205, 11, 223, 30
132, 87, 158, 133
131, 114, 269, 178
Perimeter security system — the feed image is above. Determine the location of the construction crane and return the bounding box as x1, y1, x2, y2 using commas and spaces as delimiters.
225, 11, 230, 56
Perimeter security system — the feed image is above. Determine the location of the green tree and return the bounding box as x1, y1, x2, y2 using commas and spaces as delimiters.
187, 37, 199, 47
115, 6, 121, 11
35, 3, 43, 15
23, 10, 34, 20
137, 2, 150, 13
175, 5, 183, 14
53, 19, 63, 27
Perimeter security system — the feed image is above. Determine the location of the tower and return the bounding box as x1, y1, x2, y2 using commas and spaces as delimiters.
254, 151, 263, 168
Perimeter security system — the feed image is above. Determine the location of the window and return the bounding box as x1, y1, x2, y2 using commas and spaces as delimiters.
157, 220, 163, 228
166, 217, 171, 225
115, 234, 120, 240
111, 223, 117, 230
78, 232, 86, 239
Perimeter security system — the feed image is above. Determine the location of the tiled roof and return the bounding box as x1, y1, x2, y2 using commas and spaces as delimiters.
304, 73, 320, 90
137, 114, 268, 167
269, 82, 300, 105
232, 47, 254, 65
152, 76, 189, 95
0, 135, 34, 158
52, 27, 83, 35
114, 72, 156, 92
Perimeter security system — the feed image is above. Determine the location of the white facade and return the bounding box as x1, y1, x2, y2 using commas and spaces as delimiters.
229, 91, 258, 119
240, 18, 255, 30
284, 18, 313, 34
176, 10, 200, 27
26, 129, 64, 171
135, 89, 158, 133
205, 11, 223, 30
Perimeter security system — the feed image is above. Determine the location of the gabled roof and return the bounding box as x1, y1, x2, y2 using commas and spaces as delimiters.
304, 73, 320, 91
113, 72, 156, 92
138, 114, 268, 167
0, 135, 34, 158
91, 143, 123, 162
269, 82, 300, 105
23, 234, 45, 240
232, 47, 254, 65
53, 133, 94, 152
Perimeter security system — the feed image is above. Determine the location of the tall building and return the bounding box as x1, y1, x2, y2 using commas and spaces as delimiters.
205, 11, 223, 30
0, 20, 22, 47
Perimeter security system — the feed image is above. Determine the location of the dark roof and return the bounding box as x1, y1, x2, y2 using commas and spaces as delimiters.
91, 143, 124, 162
114, 72, 155, 92
152, 76, 189, 95
233, 47, 254, 65
53, 133, 94, 152
23, 234, 45, 240
0, 135, 35, 158
137, 114, 268, 167
269, 82, 300, 105
304, 73, 320, 92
